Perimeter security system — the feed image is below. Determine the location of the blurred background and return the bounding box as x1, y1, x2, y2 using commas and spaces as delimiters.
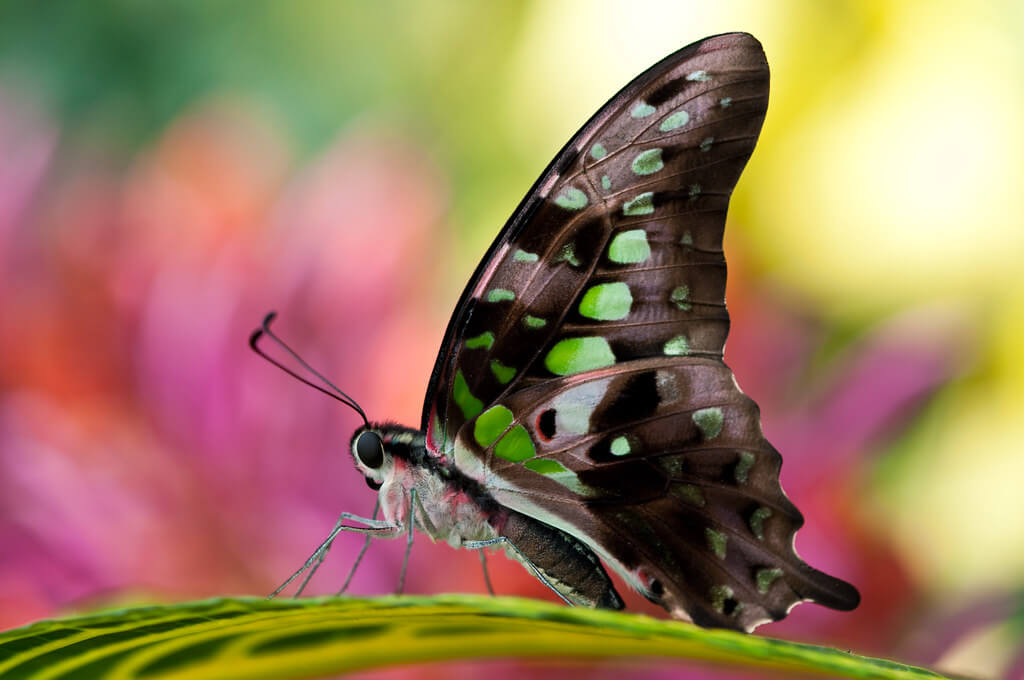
1, 1, 1022, 678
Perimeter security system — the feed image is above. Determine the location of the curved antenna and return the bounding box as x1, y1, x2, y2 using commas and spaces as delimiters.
249, 312, 369, 427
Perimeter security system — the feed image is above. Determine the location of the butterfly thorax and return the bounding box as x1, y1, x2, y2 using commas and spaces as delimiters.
351, 423, 504, 548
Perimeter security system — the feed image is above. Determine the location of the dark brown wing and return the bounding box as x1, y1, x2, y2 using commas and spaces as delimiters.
422, 33, 768, 452
451, 359, 859, 631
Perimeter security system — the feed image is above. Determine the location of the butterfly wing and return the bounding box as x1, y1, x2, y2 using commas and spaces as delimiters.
421, 32, 858, 630
454, 359, 859, 631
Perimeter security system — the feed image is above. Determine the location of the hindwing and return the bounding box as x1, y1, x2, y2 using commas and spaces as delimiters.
452, 359, 859, 630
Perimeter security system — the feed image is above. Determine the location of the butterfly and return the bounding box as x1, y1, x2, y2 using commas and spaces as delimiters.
256, 32, 859, 632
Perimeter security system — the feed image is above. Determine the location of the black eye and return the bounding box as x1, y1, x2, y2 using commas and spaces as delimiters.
365, 477, 382, 491
355, 431, 384, 469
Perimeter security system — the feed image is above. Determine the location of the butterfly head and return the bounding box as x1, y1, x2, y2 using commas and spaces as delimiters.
350, 426, 389, 491
349, 423, 426, 492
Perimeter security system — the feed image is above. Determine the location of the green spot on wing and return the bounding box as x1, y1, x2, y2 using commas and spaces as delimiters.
631, 101, 655, 118
514, 249, 538, 262
554, 187, 588, 210
610, 436, 631, 456
523, 315, 547, 330
555, 242, 582, 267
601, 175, 611, 190
544, 337, 615, 376
454, 370, 483, 420
693, 407, 723, 440
756, 567, 784, 594
670, 285, 691, 311
590, 143, 607, 159
705, 528, 728, 559
686, 70, 710, 82
495, 424, 535, 462
487, 289, 515, 303
489, 359, 516, 385
664, 335, 690, 358
675, 484, 705, 507
474, 405, 513, 448
524, 458, 569, 475
659, 110, 690, 131
735, 451, 755, 484
749, 506, 773, 540
631, 148, 664, 176
710, 585, 735, 614
622, 192, 654, 217
465, 332, 495, 350
720, 96, 733, 108
681, 231, 694, 246
608, 228, 650, 263
578, 282, 633, 321
688, 183, 702, 200
700, 137, 714, 152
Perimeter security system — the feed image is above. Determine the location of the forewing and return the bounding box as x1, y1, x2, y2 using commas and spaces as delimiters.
452, 358, 860, 631
422, 33, 769, 450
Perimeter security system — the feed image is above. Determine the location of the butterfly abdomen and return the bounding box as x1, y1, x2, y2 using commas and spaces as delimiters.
499, 510, 623, 610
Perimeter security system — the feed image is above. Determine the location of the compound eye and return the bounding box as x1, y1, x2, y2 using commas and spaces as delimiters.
355, 430, 384, 469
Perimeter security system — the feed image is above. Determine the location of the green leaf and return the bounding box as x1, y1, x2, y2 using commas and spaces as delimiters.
0, 595, 948, 680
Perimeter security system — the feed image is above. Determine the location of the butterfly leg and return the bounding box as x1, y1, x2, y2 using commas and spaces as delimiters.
269, 511, 401, 599
478, 550, 495, 597
395, 488, 417, 595
337, 500, 381, 595
463, 537, 573, 606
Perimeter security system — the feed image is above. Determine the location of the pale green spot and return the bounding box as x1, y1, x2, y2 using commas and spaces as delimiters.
555, 242, 581, 267
495, 424, 535, 462
688, 183, 702, 200
524, 458, 569, 475
749, 506, 773, 540
670, 285, 691, 311
659, 110, 690, 131
622, 192, 655, 217
454, 370, 483, 420
631, 148, 664, 176
735, 451, 755, 484
631, 101, 655, 118
601, 175, 611, 190
705, 528, 728, 559
544, 337, 615, 376
554, 187, 588, 210
465, 331, 494, 350
700, 136, 714, 152
578, 282, 633, 321
756, 567, 784, 594
610, 436, 631, 456
590, 143, 607, 160
663, 335, 690, 356
719, 97, 733, 108
710, 585, 734, 614
474, 404, 513, 448
675, 484, 705, 507
687, 70, 710, 82
490, 359, 515, 385
487, 288, 515, 303
552, 379, 609, 435
523, 315, 547, 330
513, 249, 538, 262
681, 231, 694, 246
608, 228, 650, 263
693, 407, 723, 440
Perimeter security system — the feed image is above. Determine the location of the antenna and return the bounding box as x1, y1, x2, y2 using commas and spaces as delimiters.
249, 312, 369, 427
